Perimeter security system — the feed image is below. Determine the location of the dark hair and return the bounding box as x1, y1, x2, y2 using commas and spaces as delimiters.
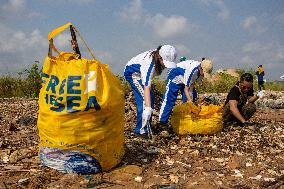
240, 73, 253, 82
201, 57, 205, 61
150, 45, 164, 75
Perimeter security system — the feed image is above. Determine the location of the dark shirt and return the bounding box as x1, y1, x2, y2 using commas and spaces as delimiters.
256, 71, 265, 82
225, 82, 254, 109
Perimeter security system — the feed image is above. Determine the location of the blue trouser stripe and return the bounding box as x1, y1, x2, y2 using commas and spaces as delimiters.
124, 74, 154, 134
159, 82, 198, 123
159, 81, 183, 123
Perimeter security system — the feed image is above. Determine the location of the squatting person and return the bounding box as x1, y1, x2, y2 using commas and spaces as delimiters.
223, 73, 264, 126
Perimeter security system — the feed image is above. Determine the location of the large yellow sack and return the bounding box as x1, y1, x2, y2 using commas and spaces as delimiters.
37, 23, 125, 171
171, 102, 223, 135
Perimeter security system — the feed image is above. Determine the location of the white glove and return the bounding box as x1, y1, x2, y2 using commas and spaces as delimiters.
141, 107, 153, 135
257, 90, 264, 98
142, 107, 153, 123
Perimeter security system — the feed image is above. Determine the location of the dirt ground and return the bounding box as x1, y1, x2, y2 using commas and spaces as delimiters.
0, 94, 284, 189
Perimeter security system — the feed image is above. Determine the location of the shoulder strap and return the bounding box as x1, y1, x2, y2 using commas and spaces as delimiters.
235, 84, 246, 100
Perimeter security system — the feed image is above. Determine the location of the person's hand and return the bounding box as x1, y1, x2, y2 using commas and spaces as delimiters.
142, 107, 153, 123
257, 90, 264, 98
188, 102, 201, 115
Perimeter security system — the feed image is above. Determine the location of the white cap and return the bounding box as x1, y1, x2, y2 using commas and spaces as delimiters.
159, 45, 177, 68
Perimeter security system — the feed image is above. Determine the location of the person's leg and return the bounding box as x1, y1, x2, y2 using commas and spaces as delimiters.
191, 88, 198, 102
146, 88, 155, 134
258, 82, 261, 91
181, 87, 197, 103
159, 80, 180, 124
125, 74, 145, 135
181, 85, 187, 103
241, 103, 256, 120
260, 81, 265, 90
223, 103, 239, 126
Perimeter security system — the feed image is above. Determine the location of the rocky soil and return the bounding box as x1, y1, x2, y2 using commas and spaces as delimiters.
0, 91, 284, 189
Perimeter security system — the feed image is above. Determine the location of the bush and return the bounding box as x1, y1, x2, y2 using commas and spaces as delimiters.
196, 72, 238, 93
152, 77, 167, 98
0, 76, 25, 98
116, 75, 167, 99
1, 66, 283, 98
0, 62, 42, 98
264, 81, 284, 91
116, 75, 131, 96
19, 62, 42, 98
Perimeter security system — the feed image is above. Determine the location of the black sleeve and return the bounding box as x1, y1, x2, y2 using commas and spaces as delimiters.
227, 87, 241, 101
247, 88, 254, 97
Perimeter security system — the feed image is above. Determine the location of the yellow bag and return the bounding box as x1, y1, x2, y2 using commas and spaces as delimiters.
171, 102, 223, 135
37, 23, 125, 171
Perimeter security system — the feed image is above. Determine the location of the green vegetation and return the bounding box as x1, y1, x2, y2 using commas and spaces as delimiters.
196, 72, 239, 94
264, 81, 284, 91
0, 62, 41, 98
0, 65, 283, 98
119, 71, 284, 98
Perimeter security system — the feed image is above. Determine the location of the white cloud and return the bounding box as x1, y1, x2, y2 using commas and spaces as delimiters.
54, 33, 71, 49
241, 41, 284, 78
175, 44, 191, 56
63, 0, 95, 4
1, 0, 26, 12
200, 0, 230, 21
242, 41, 284, 62
242, 41, 269, 53
0, 0, 42, 19
119, 0, 144, 23
146, 14, 190, 38
0, 23, 46, 73
215, 0, 230, 20
0, 24, 45, 53
240, 16, 267, 34
240, 55, 254, 65
241, 16, 257, 29
119, 0, 194, 38
275, 12, 284, 25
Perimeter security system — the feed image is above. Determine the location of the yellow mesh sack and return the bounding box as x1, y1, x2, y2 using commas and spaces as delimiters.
37, 23, 125, 171
171, 102, 223, 135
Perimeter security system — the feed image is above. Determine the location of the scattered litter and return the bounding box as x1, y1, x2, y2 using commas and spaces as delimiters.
134, 176, 143, 183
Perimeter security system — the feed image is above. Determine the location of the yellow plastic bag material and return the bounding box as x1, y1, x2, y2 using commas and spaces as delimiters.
171, 102, 223, 135
37, 24, 125, 171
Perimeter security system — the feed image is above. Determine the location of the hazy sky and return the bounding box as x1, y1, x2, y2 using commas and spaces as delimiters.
0, 0, 283, 80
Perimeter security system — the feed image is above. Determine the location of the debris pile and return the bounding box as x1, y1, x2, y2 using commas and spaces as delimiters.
0, 92, 283, 188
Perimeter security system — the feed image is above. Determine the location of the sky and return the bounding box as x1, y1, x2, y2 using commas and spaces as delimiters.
0, 0, 283, 80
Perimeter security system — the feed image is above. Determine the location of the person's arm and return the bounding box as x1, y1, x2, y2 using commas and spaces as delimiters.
184, 85, 195, 103
184, 86, 192, 103
228, 100, 246, 123
144, 86, 151, 107
141, 60, 155, 108
184, 66, 199, 103
248, 95, 258, 103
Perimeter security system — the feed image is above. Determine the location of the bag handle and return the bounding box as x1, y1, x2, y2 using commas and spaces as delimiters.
47, 23, 96, 60
70, 25, 81, 59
